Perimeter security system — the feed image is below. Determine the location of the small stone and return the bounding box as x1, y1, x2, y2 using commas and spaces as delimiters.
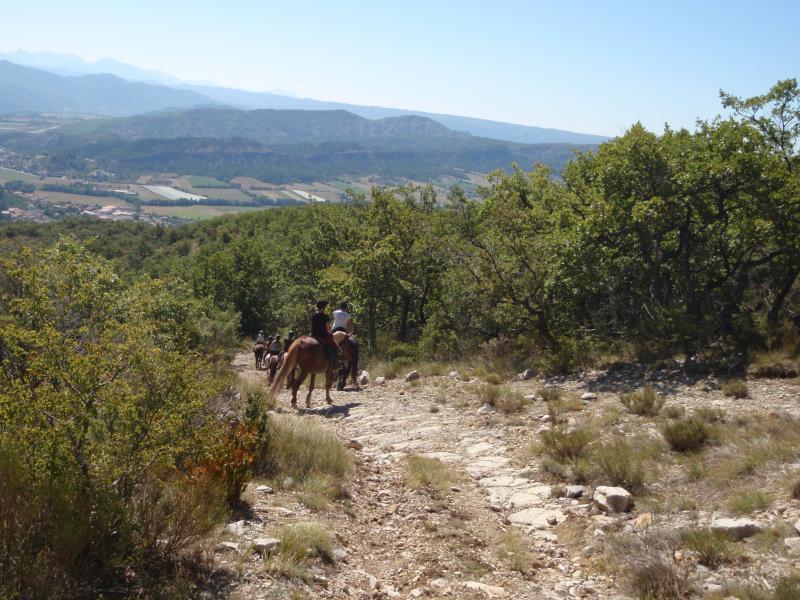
450, 486, 462, 492
376, 489, 392, 501
225, 520, 246, 536
784, 537, 800, 555
540, 414, 552, 423
593, 486, 634, 513
448, 370, 459, 378
565, 485, 585, 498
523, 394, 537, 402
333, 547, 349, 562
375, 376, 386, 385
253, 537, 280, 554
348, 439, 364, 450
282, 476, 295, 489
547, 514, 559, 526
795, 519, 800, 536
358, 371, 369, 385
405, 370, 420, 382
275, 507, 294, 517
580, 392, 598, 401
216, 541, 239, 553
711, 517, 764, 541
517, 368, 536, 381
255, 485, 274, 494
477, 403, 495, 415
463, 581, 507, 597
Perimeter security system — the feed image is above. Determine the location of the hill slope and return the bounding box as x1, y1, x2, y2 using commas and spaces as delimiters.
0, 60, 215, 116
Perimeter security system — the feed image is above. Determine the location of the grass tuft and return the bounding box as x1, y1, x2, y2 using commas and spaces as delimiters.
539, 427, 591, 462
721, 379, 749, 398
620, 386, 664, 416
538, 387, 563, 402
662, 417, 709, 452
730, 489, 772, 514
680, 527, 735, 568
405, 455, 459, 493
594, 438, 646, 493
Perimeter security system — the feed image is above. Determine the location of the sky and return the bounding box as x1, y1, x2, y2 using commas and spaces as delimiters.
1, 0, 798, 136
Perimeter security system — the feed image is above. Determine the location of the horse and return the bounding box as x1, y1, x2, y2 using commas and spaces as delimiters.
253, 342, 266, 370
333, 331, 360, 391
268, 336, 335, 407
266, 352, 280, 382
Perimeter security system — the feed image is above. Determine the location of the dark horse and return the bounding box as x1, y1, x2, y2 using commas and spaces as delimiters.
253, 342, 266, 370
268, 336, 335, 407
332, 331, 360, 391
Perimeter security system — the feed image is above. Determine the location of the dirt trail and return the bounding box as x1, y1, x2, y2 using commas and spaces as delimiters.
223, 352, 800, 599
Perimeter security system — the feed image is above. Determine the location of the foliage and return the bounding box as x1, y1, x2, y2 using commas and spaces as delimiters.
721, 379, 749, 398
679, 528, 735, 568
662, 418, 710, 452
539, 427, 591, 462
620, 386, 665, 416
0, 239, 231, 597
594, 438, 646, 493
730, 490, 773, 514
267, 415, 351, 483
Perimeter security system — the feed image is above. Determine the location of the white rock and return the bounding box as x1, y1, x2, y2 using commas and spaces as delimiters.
711, 517, 764, 540
358, 371, 369, 385
225, 520, 246, 536
254, 485, 273, 494
517, 368, 536, 381
333, 547, 349, 562
565, 485, 586, 498
523, 394, 537, 402
253, 537, 280, 554
784, 537, 800, 555
477, 403, 495, 415
275, 507, 294, 517
795, 519, 800, 536
448, 370, 459, 378
463, 581, 507, 597
580, 392, 598, 401
509, 507, 565, 528
405, 370, 420, 382
593, 486, 634, 513
216, 541, 240, 553
375, 376, 386, 385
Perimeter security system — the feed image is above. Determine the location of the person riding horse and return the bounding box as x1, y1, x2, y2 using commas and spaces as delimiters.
269, 334, 282, 356
331, 302, 355, 334
311, 300, 340, 370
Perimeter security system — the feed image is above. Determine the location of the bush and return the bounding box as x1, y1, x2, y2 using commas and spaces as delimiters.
664, 405, 685, 419
478, 385, 527, 413
620, 386, 665, 416
538, 387, 563, 402
267, 522, 334, 581
611, 533, 694, 600
268, 415, 351, 483
406, 455, 459, 493
0, 240, 229, 597
721, 379, 749, 398
477, 383, 503, 406
539, 428, 591, 462
731, 490, 772, 514
594, 438, 646, 493
747, 352, 799, 379
679, 528, 735, 567
662, 417, 710, 452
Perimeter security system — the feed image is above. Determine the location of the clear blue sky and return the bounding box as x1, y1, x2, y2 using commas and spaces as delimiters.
2, 0, 797, 135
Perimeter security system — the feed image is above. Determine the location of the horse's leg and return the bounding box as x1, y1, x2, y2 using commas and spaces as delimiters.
292, 368, 307, 407
325, 367, 333, 405
306, 374, 316, 408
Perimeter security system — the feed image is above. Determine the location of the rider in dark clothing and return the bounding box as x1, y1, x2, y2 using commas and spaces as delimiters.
311, 300, 339, 370
283, 331, 295, 352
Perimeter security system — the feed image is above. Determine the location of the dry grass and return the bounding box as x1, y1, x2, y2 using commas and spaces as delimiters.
497, 530, 536, 574
721, 379, 749, 398
609, 532, 695, 600
594, 438, 646, 494
538, 387, 563, 402
730, 489, 772, 514
715, 576, 800, 600
539, 427, 591, 462
662, 417, 710, 452
620, 386, 665, 416
791, 480, 800, 500
747, 352, 799, 379
679, 527, 736, 568
405, 455, 459, 493
266, 522, 334, 581
663, 405, 685, 419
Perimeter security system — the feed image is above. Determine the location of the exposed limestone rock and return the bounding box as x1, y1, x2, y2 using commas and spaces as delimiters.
593, 486, 634, 513
463, 581, 507, 597
711, 517, 764, 540
405, 370, 420, 382
253, 538, 280, 554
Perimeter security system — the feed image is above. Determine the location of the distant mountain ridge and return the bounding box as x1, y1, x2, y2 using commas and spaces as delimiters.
0, 52, 609, 144
0, 60, 216, 116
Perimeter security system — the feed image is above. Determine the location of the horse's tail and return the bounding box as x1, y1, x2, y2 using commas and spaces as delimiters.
268, 339, 299, 401
349, 336, 360, 384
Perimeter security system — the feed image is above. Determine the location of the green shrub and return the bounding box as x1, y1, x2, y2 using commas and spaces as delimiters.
620, 386, 665, 416
267, 522, 335, 580
731, 490, 772, 514
538, 386, 563, 402
406, 455, 459, 492
721, 379, 749, 398
594, 438, 646, 493
539, 428, 591, 462
477, 383, 503, 406
680, 528, 735, 567
611, 533, 694, 600
485, 372, 503, 385
662, 417, 709, 452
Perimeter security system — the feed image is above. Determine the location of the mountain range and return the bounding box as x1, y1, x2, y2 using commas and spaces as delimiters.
0, 52, 607, 145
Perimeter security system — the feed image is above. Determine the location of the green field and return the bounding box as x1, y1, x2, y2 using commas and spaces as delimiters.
0, 167, 40, 184
191, 187, 252, 201
142, 204, 266, 220
185, 175, 231, 188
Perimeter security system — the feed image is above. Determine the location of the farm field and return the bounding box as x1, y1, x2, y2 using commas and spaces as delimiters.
141, 204, 266, 220
184, 175, 231, 188
190, 187, 251, 201
0, 166, 40, 183
33, 190, 132, 207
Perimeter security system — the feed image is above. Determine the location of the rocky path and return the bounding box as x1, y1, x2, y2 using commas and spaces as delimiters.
223, 354, 800, 599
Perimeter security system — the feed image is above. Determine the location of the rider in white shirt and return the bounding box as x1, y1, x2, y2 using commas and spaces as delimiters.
331, 302, 354, 333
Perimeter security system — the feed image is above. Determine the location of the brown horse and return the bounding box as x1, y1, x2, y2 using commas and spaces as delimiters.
268, 336, 336, 407
253, 343, 266, 369
333, 331, 360, 391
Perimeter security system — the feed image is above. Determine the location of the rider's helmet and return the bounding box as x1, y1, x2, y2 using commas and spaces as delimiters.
258, 330, 264, 335
288, 330, 295, 338
274, 334, 281, 340
316, 299, 328, 310
339, 301, 348, 310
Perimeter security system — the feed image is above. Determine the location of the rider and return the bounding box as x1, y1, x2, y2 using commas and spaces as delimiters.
311, 300, 339, 370
269, 334, 282, 355
256, 330, 266, 345
283, 330, 296, 352
331, 302, 355, 334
